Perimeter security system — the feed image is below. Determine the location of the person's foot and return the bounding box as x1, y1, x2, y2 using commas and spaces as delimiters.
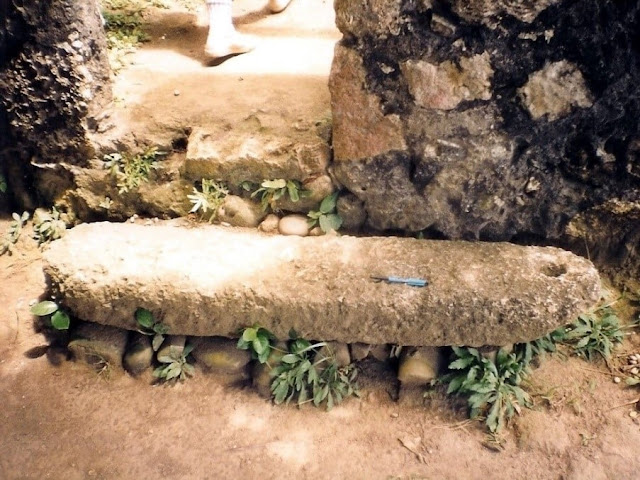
268, 0, 292, 14
204, 31, 257, 59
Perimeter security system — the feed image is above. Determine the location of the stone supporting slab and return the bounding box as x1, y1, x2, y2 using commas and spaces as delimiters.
43, 222, 600, 347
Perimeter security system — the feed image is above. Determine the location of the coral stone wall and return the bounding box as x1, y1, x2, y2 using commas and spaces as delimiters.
0, 1, 112, 208
329, 0, 640, 281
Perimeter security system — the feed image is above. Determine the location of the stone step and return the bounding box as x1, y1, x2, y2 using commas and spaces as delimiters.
42, 221, 600, 347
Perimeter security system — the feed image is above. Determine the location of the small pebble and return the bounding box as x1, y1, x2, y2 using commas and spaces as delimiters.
630, 411, 638, 419
614, 376, 621, 384
174, 90, 180, 96
631, 367, 639, 375
390, 412, 399, 418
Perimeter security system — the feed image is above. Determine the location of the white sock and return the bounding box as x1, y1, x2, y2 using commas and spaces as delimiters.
206, 0, 235, 38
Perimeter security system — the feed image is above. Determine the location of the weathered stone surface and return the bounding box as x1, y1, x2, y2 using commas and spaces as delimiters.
450, 0, 559, 25
68, 322, 127, 369
397, 347, 443, 386
329, 45, 406, 162
315, 342, 351, 368
218, 195, 267, 228
182, 111, 331, 185
564, 199, 640, 288
518, 61, 592, 121
337, 193, 367, 231
123, 332, 153, 376
190, 337, 251, 374
278, 215, 310, 236
44, 222, 600, 346
368, 344, 390, 362
349, 343, 371, 362
331, 0, 640, 282
334, 0, 404, 39
258, 214, 280, 233
401, 53, 493, 110
0, 0, 112, 208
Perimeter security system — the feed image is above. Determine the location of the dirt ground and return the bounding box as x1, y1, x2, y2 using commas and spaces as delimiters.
2, 220, 640, 480
2, 0, 640, 478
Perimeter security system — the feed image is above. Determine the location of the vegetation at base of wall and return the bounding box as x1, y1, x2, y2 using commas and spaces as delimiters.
187, 179, 229, 223
103, 148, 165, 194
0, 173, 7, 194
437, 304, 630, 433
0, 212, 29, 256
102, 0, 153, 72
438, 347, 532, 434
237, 326, 359, 411
307, 192, 342, 233
153, 344, 195, 382
237, 325, 276, 363
247, 179, 309, 212
32, 207, 67, 247
563, 306, 625, 361
135, 308, 168, 351
30, 300, 71, 330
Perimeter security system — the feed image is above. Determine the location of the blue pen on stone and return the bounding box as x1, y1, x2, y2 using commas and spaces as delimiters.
370, 276, 428, 287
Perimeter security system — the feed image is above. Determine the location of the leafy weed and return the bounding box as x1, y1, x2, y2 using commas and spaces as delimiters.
135, 308, 168, 351
563, 307, 624, 361
307, 192, 342, 233
153, 344, 195, 383
0, 212, 29, 256
103, 147, 165, 194
32, 207, 66, 246
237, 325, 276, 364
187, 179, 228, 223
250, 179, 309, 211
30, 300, 71, 330
439, 347, 532, 433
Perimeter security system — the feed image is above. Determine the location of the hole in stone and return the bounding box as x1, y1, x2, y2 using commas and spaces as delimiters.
171, 132, 190, 152
541, 263, 567, 277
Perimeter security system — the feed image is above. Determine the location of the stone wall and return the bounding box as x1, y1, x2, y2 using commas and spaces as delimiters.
0, 0, 112, 209
329, 0, 640, 282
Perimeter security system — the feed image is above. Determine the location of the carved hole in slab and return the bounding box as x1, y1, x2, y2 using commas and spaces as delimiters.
541, 263, 567, 277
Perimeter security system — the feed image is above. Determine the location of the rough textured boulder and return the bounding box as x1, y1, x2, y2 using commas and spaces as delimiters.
330, 0, 640, 282
43, 222, 600, 347
0, 0, 112, 207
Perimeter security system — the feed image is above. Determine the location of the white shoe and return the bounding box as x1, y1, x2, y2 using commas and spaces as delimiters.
268, 0, 292, 13
204, 32, 257, 58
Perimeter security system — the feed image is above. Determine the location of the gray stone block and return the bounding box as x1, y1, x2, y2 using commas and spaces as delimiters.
44, 222, 600, 347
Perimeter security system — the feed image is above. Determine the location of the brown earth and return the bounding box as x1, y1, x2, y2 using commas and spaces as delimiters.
2, 0, 640, 478
2, 225, 640, 480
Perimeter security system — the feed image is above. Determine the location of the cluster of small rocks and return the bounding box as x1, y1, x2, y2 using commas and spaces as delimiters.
65, 321, 446, 393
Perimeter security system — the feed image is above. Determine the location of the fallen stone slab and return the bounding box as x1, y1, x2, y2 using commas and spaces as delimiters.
43, 222, 601, 347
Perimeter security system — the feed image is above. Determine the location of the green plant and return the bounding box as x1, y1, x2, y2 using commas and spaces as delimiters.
0, 212, 29, 256
564, 307, 624, 361
32, 207, 66, 246
270, 331, 359, 410
307, 192, 343, 233
30, 300, 71, 330
251, 179, 309, 211
439, 347, 532, 433
0, 173, 7, 193
102, 0, 150, 72
514, 326, 567, 366
135, 308, 168, 351
237, 325, 276, 363
103, 148, 164, 194
187, 179, 228, 222
153, 344, 195, 382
